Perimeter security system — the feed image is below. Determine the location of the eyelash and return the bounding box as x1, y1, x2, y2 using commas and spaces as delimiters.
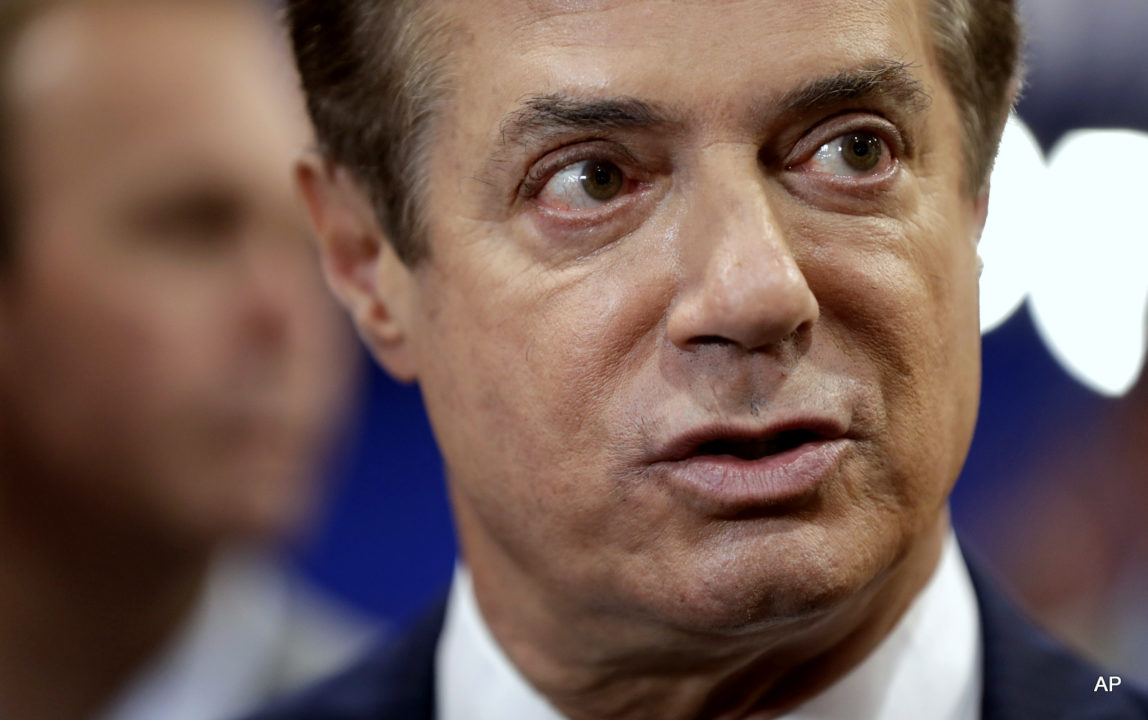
785, 114, 905, 176
518, 114, 905, 217
519, 142, 635, 199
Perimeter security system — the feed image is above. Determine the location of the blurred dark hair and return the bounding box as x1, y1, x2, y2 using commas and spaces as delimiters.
288, 0, 1022, 266
0, 0, 43, 273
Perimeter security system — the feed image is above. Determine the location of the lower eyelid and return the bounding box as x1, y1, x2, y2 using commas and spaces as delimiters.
539, 170, 605, 211
535, 159, 639, 211
531, 180, 653, 226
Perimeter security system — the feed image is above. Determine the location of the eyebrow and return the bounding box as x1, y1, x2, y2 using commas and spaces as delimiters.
772, 60, 932, 118
496, 59, 931, 152
498, 94, 673, 148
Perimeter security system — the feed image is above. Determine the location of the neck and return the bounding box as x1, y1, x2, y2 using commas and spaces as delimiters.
460, 513, 948, 720
0, 463, 210, 720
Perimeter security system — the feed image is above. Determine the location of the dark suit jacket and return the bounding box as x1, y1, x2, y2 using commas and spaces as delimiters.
247, 560, 1148, 719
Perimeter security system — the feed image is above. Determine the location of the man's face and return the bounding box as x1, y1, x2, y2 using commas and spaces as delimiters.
0, 2, 353, 545
387, 0, 982, 629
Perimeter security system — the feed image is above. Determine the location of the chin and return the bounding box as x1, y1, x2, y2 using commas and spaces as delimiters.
231, 486, 314, 544
183, 469, 316, 548
629, 520, 901, 637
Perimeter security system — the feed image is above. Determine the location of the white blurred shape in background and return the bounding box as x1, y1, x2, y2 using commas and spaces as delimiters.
979, 116, 1047, 333
980, 118, 1148, 397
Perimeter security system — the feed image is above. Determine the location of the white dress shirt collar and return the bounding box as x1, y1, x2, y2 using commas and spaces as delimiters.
96, 550, 378, 720
437, 533, 982, 720
95, 551, 293, 720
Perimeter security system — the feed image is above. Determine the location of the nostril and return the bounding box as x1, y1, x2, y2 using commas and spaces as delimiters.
688, 335, 738, 347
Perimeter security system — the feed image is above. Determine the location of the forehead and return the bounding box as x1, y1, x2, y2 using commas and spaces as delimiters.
438, 0, 934, 117
7, 1, 307, 198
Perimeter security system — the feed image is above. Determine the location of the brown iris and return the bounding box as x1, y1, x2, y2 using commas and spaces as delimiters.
579, 161, 624, 201
841, 132, 882, 173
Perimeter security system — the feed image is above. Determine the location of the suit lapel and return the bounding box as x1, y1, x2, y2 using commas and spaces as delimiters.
966, 553, 1148, 719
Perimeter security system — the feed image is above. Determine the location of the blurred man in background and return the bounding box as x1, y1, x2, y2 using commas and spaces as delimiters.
0, 1, 373, 718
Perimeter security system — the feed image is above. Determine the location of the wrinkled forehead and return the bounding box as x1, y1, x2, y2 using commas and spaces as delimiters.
445, 0, 931, 61
430, 0, 940, 147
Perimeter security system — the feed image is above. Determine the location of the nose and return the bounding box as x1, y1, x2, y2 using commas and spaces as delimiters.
666, 165, 819, 353
237, 230, 297, 349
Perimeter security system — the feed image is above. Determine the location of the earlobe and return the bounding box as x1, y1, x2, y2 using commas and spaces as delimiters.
295, 155, 419, 382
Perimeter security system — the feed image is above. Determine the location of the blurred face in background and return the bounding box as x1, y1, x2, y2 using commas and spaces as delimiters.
0, 0, 353, 548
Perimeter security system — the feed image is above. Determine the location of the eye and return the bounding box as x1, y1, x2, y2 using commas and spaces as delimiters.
129, 190, 243, 252
807, 131, 889, 177
537, 159, 626, 211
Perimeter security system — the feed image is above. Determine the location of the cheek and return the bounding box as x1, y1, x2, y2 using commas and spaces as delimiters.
14, 256, 223, 465
413, 234, 673, 514
802, 203, 980, 494
3, 292, 167, 527
79, 289, 210, 416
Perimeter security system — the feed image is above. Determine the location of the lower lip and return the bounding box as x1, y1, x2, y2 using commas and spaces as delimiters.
652, 439, 850, 514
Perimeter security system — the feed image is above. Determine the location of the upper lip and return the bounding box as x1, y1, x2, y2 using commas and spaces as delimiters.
651, 416, 849, 464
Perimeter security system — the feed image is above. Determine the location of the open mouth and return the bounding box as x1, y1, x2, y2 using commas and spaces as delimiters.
692, 429, 824, 461
651, 422, 849, 509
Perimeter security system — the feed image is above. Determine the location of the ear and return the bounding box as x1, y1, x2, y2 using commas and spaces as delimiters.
973, 188, 990, 241
295, 154, 419, 382
973, 187, 990, 277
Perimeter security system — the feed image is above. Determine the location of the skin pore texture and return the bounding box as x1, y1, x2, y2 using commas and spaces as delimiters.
0, 2, 353, 718
302, 0, 985, 718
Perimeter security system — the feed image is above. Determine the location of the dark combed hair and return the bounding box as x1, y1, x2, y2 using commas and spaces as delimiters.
287, 0, 451, 266
287, 0, 1022, 265
927, 0, 1022, 194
